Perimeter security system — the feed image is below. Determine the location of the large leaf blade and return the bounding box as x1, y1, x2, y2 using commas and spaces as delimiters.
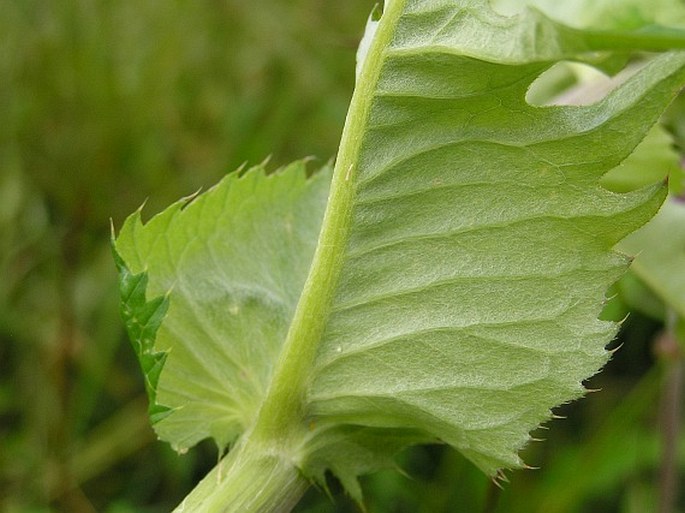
303, 1, 685, 476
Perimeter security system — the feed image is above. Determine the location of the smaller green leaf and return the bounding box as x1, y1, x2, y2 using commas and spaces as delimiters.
618, 198, 685, 318
112, 245, 172, 424
300, 425, 431, 504
114, 160, 331, 452
617, 271, 667, 321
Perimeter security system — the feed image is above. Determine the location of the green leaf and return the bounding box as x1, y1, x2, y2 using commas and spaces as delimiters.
618, 198, 685, 318
115, 161, 332, 451
114, 0, 685, 509
294, 0, 685, 482
113, 248, 171, 425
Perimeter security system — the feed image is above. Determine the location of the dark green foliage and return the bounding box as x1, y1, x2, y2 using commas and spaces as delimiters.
113, 248, 171, 424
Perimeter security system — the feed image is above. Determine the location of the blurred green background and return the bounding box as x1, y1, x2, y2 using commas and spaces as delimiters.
0, 1, 683, 512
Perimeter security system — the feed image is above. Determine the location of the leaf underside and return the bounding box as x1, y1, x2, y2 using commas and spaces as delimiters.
115, 0, 685, 503
115, 161, 332, 451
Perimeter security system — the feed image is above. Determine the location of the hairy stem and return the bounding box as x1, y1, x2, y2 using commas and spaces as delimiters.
250, 0, 406, 444
172, 437, 309, 513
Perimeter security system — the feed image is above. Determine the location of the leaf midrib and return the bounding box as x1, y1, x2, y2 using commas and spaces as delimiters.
247, 0, 408, 447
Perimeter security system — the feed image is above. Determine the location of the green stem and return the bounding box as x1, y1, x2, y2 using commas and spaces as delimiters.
584, 28, 685, 52
172, 438, 309, 513
250, 0, 406, 444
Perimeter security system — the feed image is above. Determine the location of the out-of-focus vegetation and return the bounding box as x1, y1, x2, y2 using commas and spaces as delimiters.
0, 1, 683, 512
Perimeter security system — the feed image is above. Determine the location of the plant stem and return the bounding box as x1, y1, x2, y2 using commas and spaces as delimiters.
585, 28, 685, 53
250, 0, 406, 444
172, 436, 309, 513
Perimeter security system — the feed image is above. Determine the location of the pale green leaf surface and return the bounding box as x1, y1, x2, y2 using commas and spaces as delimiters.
526, 60, 681, 193
115, 161, 331, 450
302, 0, 685, 477
618, 198, 685, 318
